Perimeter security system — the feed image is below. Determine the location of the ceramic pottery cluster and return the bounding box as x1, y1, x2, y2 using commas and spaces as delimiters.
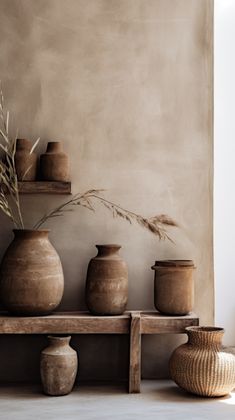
15, 139, 69, 182
0, 230, 198, 317
0, 233, 129, 316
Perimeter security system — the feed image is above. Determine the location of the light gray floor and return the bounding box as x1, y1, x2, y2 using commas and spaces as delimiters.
0, 380, 234, 420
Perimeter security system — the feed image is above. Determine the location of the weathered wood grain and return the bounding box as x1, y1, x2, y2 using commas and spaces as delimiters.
0, 311, 130, 334
0, 311, 199, 335
141, 312, 199, 334
129, 312, 141, 393
18, 181, 71, 194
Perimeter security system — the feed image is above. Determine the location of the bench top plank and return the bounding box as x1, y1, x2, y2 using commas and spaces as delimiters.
140, 312, 199, 334
0, 311, 199, 334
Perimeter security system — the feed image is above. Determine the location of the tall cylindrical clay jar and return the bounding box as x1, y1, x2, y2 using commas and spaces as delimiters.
0, 230, 64, 315
40, 336, 78, 396
85, 244, 128, 315
40, 141, 69, 181
14, 138, 37, 181
169, 326, 235, 397
151, 260, 195, 315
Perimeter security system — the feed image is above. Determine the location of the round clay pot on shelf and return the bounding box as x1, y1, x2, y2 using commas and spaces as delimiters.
40, 141, 69, 181
169, 326, 235, 397
85, 244, 128, 315
0, 230, 64, 315
151, 260, 195, 315
14, 138, 37, 181
40, 335, 78, 396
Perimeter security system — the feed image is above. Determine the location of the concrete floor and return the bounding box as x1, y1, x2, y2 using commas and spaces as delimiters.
0, 380, 234, 420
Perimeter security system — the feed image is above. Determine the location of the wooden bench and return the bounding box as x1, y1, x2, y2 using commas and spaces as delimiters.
0, 311, 199, 392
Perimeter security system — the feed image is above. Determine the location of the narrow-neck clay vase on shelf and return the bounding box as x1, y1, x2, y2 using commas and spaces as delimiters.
85, 244, 128, 315
0, 229, 64, 315
151, 260, 195, 315
169, 326, 235, 397
40, 141, 70, 181
40, 335, 78, 396
14, 138, 37, 181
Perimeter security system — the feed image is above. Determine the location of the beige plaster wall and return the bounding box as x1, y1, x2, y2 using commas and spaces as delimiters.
0, 0, 213, 381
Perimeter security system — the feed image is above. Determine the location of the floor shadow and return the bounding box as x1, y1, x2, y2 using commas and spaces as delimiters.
0, 382, 127, 399
147, 383, 233, 404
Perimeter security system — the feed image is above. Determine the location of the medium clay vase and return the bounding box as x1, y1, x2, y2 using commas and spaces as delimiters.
85, 244, 128, 315
40, 335, 78, 396
151, 260, 195, 315
0, 230, 64, 315
14, 138, 37, 181
40, 142, 69, 181
169, 326, 235, 397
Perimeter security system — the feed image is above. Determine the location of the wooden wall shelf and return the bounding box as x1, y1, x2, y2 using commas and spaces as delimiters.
0, 310, 199, 393
18, 181, 71, 194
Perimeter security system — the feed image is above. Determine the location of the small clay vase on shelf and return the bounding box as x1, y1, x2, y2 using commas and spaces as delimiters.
0, 229, 64, 315
40, 141, 69, 181
169, 326, 235, 397
14, 138, 37, 181
40, 335, 78, 396
151, 260, 195, 315
85, 244, 128, 315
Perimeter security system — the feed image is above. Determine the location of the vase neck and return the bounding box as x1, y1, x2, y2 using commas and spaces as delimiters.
46, 142, 62, 153
187, 327, 224, 348
16, 138, 31, 152
96, 244, 121, 257
13, 229, 49, 240
48, 336, 71, 347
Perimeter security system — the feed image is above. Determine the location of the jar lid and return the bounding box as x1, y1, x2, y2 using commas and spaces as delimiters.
154, 259, 195, 268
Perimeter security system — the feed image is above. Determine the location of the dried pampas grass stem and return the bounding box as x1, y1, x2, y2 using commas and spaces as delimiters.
33, 189, 177, 240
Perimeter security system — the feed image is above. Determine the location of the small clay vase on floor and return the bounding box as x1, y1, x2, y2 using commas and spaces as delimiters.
85, 244, 128, 315
40, 142, 69, 181
40, 335, 78, 396
169, 326, 235, 397
14, 138, 37, 181
0, 230, 64, 315
151, 260, 195, 315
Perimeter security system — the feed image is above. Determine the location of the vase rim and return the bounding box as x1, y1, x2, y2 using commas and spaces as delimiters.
16, 138, 31, 143
16, 138, 32, 151
152, 259, 195, 269
48, 335, 71, 340
186, 326, 224, 333
13, 229, 50, 233
96, 244, 121, 248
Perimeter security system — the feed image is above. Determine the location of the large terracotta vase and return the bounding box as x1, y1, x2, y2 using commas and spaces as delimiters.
40, 335, 78, 396
85, 244, 128, 315
169, 326, 235, 397
40, 141, 69, 181
151, 260, 195, 315
0, 230, 64, 315
15, 138, 37, 181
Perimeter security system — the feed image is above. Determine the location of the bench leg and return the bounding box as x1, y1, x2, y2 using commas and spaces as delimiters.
129, 312, 141, 393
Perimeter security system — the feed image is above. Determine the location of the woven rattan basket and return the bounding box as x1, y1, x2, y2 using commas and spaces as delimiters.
169, 326, 235, 397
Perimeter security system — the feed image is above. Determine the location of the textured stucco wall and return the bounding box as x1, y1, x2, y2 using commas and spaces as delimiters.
0, 0, 213, 382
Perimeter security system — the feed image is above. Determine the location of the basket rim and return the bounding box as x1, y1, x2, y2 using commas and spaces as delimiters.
185, 326, 224, 333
